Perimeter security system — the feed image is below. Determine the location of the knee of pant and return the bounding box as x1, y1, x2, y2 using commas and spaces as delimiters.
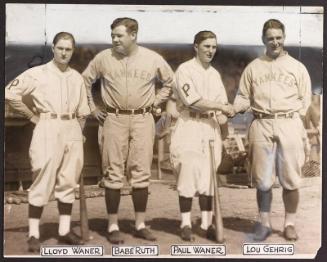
257, 183, 273, 192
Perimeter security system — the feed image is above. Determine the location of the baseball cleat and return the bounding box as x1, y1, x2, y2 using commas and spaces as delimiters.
107, 230, 124, 244
180, 225, 193, 241
283, 225, 298, 241
27, 236, 41, 253
58, 231, 84, 245
253, 222, 272, 241
134, 228, 156, 241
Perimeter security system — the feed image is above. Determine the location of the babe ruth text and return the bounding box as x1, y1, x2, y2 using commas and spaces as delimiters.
243, 244, 294, 255
171, 245, 226, 256
112, 245, 159, 256
41, 246, 103, 256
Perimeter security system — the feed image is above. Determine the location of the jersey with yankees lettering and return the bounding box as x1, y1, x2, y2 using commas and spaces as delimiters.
170, 58, 228, 197
5, 60, 90, 206
82, 46, 174, 112
233, 52, 311, 191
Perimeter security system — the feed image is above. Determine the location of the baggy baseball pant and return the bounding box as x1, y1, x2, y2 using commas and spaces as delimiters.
248, 116, 306, 191
170, 115, 222, 198
28, 113, 84, 206
101, 112, 155, 189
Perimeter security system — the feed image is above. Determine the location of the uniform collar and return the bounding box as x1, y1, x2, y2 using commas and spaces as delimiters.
263, 51, 288, 61
192, 57, 212, 72
48, 60, 73, 76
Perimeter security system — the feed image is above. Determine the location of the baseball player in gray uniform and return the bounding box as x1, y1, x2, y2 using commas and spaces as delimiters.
82, 17, 175, 244
231, 19, 311, 241
170, 31, 233, 241
5, 32, 90, 252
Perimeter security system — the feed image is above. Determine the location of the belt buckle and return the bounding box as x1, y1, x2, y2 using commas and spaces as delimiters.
61, 114, 69, 120
142, 108, 146, 116
115, 109, 119, 117
131, 109, 135, 115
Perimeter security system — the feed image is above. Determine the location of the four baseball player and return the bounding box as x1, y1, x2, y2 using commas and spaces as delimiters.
5, 17, 314, 252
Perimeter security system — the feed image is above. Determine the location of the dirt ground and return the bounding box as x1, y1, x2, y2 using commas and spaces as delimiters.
4, 175, 322, 259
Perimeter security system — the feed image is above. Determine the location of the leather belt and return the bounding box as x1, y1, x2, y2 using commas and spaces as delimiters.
189, 111, 215, 119
254, 112, 295, 119
49, 113, 76, 120
106, 106, 152, 115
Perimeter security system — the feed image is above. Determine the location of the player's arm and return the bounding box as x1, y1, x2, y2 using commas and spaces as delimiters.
297, 64, 312, 119
175, 67, 231, 114
5, 73, 38, 124
82, 55, 107, 124
233, 66, 252, 115
76, 81, 91, 132
153, 56, 175, 107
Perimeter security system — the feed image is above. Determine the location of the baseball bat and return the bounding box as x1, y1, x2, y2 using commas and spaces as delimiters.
79, 173, 90, 242
209, 140, 225, 243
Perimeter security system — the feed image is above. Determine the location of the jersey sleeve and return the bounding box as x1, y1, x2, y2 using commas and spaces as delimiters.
82, 54, 102, 112
154, 55, 175, 106
233, 65, 251, 113
175, 65, 201, 106
5, 71, 36, 119
297, 63, 312, 117
76, 80, 91, 118
5, 71, 36, 101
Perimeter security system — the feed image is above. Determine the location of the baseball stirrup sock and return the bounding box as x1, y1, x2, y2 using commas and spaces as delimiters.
181, 212, 192, 228
282, 189, 299, 213
57, 201, 73, 215
132, 187, 148, 212
105, 188, 121, 214
199, 195, 213, 211
28, 204, 44, 219
179, 196, 192, 213
256, 188, 272, 212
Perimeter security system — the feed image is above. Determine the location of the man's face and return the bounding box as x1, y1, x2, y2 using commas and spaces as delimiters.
111, 25, 136, 55
195, 38, 217, 64
52, 39, 74, 65
262, 28, 285, 59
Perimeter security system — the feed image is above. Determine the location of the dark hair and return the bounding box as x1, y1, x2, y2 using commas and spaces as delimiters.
52, 32, 75, 47
262, 19, 285, 37
111, 17, 138, 34
193, 31, 216, 45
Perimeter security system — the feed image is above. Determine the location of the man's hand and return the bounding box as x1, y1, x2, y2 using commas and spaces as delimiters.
221, 104, 235, 117
92, 108, 107, 125
216, 113, 228, 125
30, 115, 39, 125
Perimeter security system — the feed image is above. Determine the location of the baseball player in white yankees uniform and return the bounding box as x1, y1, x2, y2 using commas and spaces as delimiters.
170, 31, 233, 241
82, 17, 175, 244
5, 32, 90, 252
231, 19, 311, 241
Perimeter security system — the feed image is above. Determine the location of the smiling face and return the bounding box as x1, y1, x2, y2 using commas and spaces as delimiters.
262, 28, 285, 59
111, 25, 137, 55
52, 38, 74, 66
195, 37, 217, 65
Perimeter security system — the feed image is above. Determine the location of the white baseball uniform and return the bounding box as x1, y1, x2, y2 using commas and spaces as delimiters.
82, 46, 175, 189
170, 58, 228, 198
233, 52, 311, 190
5, 60, 90, 206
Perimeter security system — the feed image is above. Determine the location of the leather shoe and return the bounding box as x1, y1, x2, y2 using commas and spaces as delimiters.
107, 230, 124, 244
58, 231, 84, 245
253, 222, 272, 241
134, 228, 156, 241
27, 236, 40, 253
284, 225, 298, 241
181, 226, 193, 241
